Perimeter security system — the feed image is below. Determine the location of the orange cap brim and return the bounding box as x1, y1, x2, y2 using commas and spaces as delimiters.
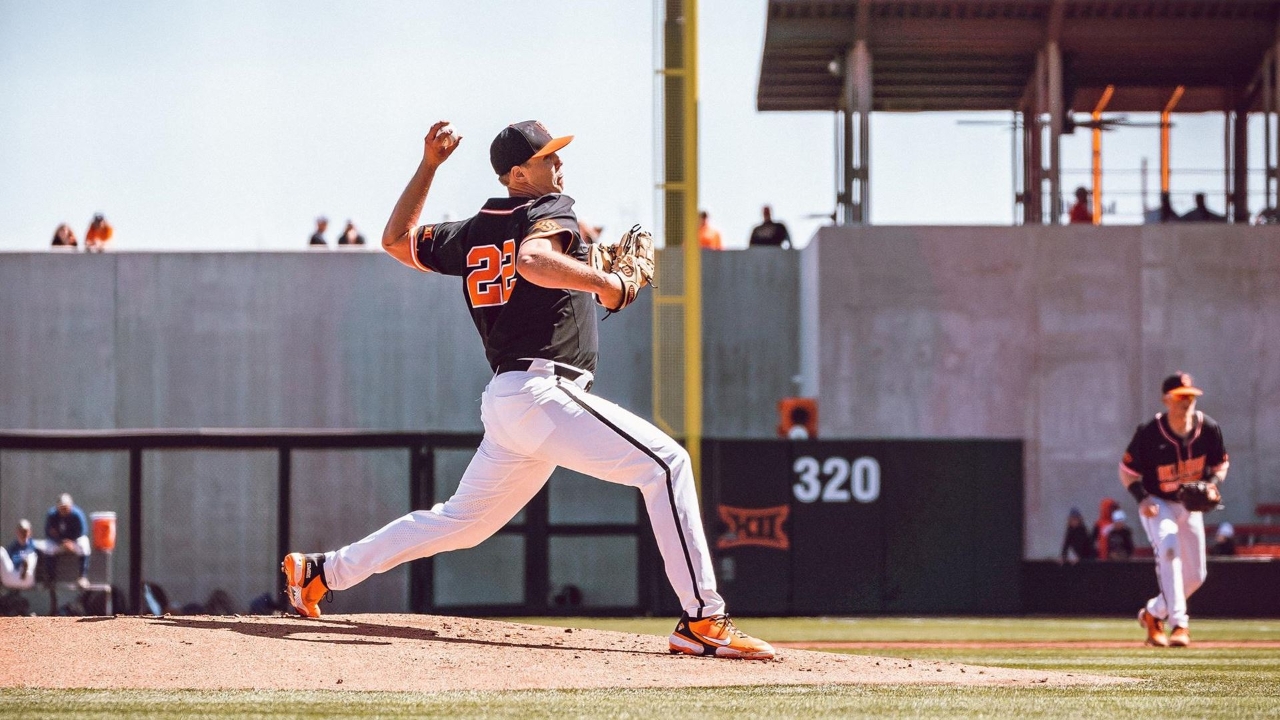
531, 135, 573, 158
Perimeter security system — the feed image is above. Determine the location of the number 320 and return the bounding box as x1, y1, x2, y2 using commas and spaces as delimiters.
792, 456, 881, 503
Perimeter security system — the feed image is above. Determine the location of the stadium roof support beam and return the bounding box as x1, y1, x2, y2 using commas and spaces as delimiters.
1020, 51, 1046, 224
838, 0, 872, 225
1230, 92, 1249, 223
1046, 40, 1064, 224
1272, 43, 1280, 212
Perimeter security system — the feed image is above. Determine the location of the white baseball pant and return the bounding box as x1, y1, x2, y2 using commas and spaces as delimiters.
0, 548, 37, 590
1138, 496, 1207, 629
33, 536, 91, 557
323, 359, 725, 619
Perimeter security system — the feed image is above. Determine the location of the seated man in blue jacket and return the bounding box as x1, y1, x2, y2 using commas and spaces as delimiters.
36, 494, 91, 587
1, 519, 38, 590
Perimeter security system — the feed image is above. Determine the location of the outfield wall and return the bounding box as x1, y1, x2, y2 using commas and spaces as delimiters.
0, 250, 797, 612
802, 224, 1280, 559
4, 229, 1278, 612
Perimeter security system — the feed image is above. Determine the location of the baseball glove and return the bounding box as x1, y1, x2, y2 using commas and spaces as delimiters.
1177, 481, 1223, 512
591, 224, 654, 313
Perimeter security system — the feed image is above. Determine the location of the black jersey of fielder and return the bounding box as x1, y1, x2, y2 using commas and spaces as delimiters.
407, 194, 599, 374
1120, 412, 1229, 501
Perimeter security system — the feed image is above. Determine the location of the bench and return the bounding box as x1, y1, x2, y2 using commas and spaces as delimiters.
1206, 523, 1280, 546
36, 554, 113, 615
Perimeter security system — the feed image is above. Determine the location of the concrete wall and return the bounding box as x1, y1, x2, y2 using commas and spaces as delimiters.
0, 248, 802, 612
13, 231, 1273, 602
702, 249, 802, 437
803, 225, 1280, 558
0, 251, 654, 612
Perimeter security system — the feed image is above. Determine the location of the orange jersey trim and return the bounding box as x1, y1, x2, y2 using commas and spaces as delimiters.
409, 226, 434, 273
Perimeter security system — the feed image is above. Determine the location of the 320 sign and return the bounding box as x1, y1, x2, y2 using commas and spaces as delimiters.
792, 456, 881, 504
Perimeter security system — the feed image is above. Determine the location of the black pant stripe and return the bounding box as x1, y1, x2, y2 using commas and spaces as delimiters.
555, 380, 706, 616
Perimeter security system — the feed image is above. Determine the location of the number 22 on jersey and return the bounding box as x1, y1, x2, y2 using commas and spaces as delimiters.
466, 240, 517, 307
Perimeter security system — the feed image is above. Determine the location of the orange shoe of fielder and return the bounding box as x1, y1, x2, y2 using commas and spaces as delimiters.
1169, 626, 1191, 647
669, 613, 775, 660
282, 552, 330, 618
1138, 608, 1170, 647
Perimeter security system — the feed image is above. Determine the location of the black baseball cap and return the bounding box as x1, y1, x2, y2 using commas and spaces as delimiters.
1161, 372, 1203, 397
490, 121, 573, 176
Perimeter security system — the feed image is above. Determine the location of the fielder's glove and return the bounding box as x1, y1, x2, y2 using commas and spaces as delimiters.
1177, 481, 1223, 512
590, 224, 654, 313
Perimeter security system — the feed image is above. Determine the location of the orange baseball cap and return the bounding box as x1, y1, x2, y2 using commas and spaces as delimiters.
1161, 373, 1203, 397
490, 121, 573, 175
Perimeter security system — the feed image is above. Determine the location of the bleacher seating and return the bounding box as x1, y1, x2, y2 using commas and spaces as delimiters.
1121, 502, 1280, 560
1235, 545, 1280, 558
1255, 503, 1280, 523
1207, 524, 1280, 545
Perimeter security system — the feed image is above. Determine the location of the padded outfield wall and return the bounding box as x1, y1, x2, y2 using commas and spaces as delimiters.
800, 224, 1280, 559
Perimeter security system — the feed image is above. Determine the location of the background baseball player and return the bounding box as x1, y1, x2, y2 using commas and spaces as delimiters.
1122, 373, 1227, 648
282, 119, 774, 660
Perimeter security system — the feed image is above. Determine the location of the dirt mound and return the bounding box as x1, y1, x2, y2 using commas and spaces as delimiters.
0, 614, 1134, 691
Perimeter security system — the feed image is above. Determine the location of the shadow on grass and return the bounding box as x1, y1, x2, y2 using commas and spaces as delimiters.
142, 616, 659, 656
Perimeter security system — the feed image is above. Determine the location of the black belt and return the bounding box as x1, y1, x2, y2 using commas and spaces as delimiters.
495, 359, 593, 391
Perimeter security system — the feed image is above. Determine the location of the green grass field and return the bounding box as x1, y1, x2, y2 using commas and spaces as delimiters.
3, 616, 1278, 719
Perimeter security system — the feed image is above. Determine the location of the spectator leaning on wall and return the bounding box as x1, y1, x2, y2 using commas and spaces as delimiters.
310, 217, 329, 248
51, 224, 79, 249
748, 205, 791, 249
85, 214, 113, 252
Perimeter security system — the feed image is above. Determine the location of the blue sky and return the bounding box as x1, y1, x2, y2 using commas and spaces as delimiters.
0, 1, 1265, 251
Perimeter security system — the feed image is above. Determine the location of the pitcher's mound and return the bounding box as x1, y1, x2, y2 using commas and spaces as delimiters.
0, 614, 1134, 691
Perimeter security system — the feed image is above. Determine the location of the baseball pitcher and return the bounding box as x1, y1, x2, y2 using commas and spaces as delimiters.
282, 120, 774, 660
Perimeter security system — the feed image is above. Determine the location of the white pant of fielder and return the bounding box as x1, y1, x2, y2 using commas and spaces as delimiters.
1139, 496, 1207, 629
322, 360, 725, 619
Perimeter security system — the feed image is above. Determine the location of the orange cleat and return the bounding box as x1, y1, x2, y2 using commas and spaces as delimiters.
1139, 608, 1169, 647
669, 613, 775, 660
1169, 626, 1191, 647
282, 552, 330, 618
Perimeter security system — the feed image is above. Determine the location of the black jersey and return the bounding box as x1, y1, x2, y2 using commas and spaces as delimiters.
408, 193, 599, 373
1121, 412, 1229, 501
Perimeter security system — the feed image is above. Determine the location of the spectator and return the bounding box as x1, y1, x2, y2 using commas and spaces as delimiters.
51, 224, 79, 249
1105, 509, 1135, 560
0, 520, 38, 590
1068, 187, 1092, 224
1180, 193, 1226, 223
310, 217, 329, 247
84, 214, 113, 253
698, 211, 723, 251
749, 205, 791, 248
1060, 507, 1095, 564
35, 493, 91, 587
1091, 497, 1119, 560
338, 220, 366, 246
1158, 192, 1178, 223
1210, 522, 1236, 556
